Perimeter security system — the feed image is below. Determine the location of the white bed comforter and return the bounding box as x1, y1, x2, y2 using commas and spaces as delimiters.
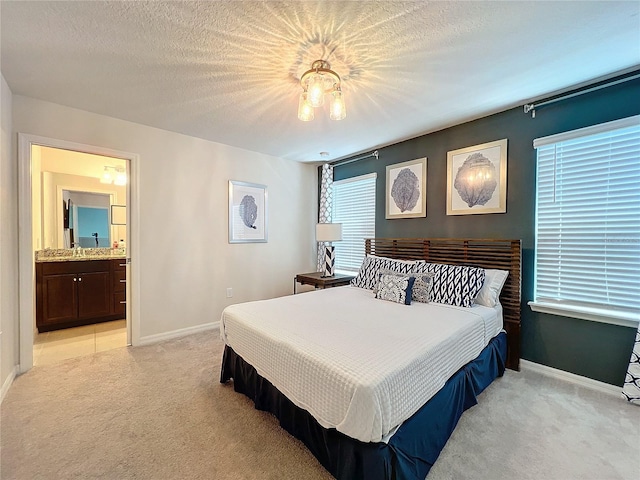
220, 285, 502, 443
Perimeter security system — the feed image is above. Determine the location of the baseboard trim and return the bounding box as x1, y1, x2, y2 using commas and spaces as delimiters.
1, 366, 18, 404
138, 321, 219, 346
520, 359, 622, 397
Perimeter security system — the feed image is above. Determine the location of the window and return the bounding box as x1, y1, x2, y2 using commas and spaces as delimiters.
530, 115, 640, 327
332, 173, 376, 272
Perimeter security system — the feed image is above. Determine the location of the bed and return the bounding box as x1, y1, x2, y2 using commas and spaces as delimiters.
220, 238, 521, 480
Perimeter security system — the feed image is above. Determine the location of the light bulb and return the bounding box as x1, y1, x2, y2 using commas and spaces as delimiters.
298, 92, 314, 122
307, 74, 325, 107
114, 168, 127, 186
329, 88, 346, 121
100, 167, 113, 184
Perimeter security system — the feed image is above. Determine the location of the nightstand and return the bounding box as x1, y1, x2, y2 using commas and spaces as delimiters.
293, 272, 354, 294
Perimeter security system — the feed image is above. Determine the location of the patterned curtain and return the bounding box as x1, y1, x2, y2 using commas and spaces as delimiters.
622, 327, 640, 405
317, 163, 333, 271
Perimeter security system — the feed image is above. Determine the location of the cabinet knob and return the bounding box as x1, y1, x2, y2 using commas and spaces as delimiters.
78, 277, 82, 282
73, 277, 77, 282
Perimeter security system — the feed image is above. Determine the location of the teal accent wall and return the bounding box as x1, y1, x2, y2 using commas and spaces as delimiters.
333, 71, 640, 386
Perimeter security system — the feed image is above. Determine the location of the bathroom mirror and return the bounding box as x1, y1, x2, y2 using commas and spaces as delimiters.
63, 190, 111, 248
36, 146, 127, 251
39, 179, 125, 250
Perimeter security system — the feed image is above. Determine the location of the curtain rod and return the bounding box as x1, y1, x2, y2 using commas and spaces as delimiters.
524, 72, 640, 118
331, 150, 379, 166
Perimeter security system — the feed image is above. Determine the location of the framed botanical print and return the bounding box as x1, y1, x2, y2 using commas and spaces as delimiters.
228, 180, 268, 243
446, 139, 507, 215
385, 157, 427, 219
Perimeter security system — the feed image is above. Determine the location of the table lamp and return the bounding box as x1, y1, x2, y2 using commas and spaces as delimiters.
316, 223, 342, 277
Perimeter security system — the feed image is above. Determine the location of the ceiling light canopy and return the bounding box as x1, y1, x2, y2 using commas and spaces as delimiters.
298, 60, 346, 122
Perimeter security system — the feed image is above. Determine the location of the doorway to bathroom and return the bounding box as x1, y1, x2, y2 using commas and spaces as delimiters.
18, 134, 139, 372
34, 146, 128, 366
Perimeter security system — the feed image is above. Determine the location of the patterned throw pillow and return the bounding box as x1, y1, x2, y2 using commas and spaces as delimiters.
414, 263, 485, 307
350, 255, 417, 290
411, 272, 435, 303
374, 269, 434, 303
375, 273, 415, 305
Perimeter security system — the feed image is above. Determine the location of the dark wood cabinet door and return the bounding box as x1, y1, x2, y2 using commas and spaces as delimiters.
37, 259, 125, 331
41, 273, 78, 325
77, 271, 111, 319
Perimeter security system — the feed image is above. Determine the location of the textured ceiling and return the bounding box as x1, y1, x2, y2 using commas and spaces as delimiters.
2, 1, 639, 163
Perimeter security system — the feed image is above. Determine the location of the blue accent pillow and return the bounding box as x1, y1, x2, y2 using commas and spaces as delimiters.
375, 273, 415, 305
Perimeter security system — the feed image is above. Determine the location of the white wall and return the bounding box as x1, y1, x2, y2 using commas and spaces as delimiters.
1, 73, 19, 395
12, 95, 318, 339
31, 146, 42, 251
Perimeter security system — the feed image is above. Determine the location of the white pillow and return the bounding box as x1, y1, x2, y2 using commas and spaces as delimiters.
475, 269, 509, 307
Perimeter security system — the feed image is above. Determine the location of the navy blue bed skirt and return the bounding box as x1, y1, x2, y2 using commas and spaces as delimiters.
220, 331, 507, 480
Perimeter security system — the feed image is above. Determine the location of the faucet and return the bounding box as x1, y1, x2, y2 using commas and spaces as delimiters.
73, 242, 83, 257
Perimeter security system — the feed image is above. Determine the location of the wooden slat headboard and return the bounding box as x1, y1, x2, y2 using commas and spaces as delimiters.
365, 238, 522, 371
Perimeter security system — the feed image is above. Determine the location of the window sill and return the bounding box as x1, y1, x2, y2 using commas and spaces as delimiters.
528, 301, 639, 328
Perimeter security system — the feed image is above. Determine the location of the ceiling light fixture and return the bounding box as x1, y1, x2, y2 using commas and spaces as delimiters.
100, 166, 113, 184
100, 166, 127, 186
114, 168, 127, 186
298, 60, 346, 122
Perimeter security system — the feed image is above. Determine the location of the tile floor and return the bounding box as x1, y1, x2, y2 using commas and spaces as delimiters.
33, 319, 128, 366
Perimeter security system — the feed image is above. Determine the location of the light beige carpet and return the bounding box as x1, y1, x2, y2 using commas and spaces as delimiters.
1, 331, 638, 480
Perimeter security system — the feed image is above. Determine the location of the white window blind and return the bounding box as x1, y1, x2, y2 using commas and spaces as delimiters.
333, 173, 376, 272
532, 115, 640, 324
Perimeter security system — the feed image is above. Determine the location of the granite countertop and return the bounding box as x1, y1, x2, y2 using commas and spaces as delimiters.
36, 255, 126, 263
35, 248, 127, 263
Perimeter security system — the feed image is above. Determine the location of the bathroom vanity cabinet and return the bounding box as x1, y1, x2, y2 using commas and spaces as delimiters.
36, 258, 126, 332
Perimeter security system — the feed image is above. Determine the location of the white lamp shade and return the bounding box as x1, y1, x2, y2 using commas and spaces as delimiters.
316, 223, 342, 242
